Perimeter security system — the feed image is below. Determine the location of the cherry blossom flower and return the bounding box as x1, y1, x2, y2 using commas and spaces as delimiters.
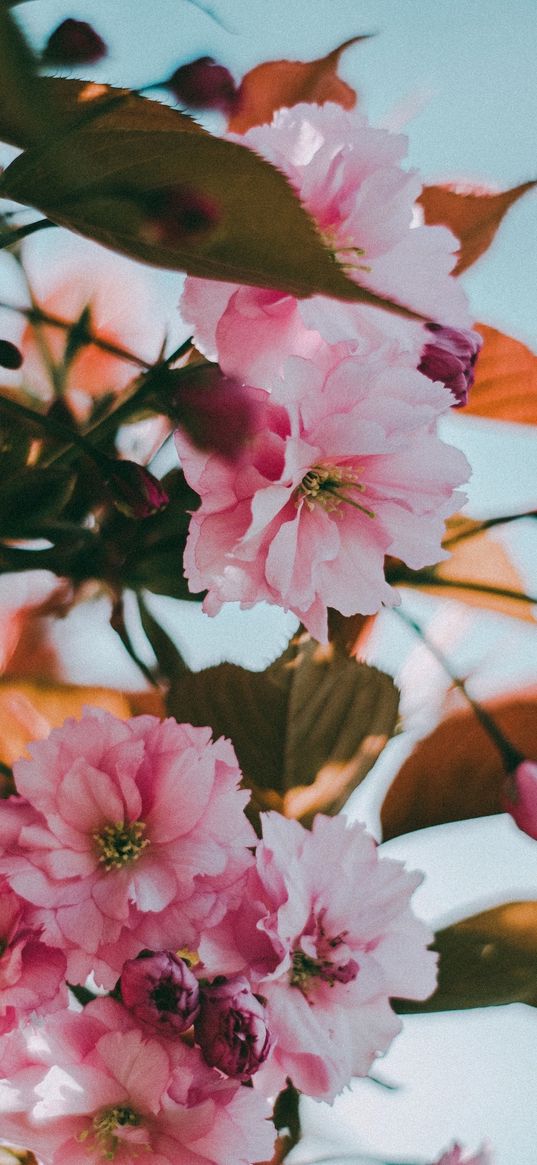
0, 878, 67, 1036
0, 997, 274, 1165
0, 710, 255, 988
200, 813, 437, 1101
180, 102, 472, 386
433, 1144, 493, 1165
175, 350, 469, 642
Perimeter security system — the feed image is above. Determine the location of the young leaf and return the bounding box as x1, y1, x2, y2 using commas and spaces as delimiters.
381, 687, 537, 840
167, 634, 399, 827
0, 123, 416, 312
418, 180, 536, 275
461, 324, 537, 424
396, 901, 537, 1012
228, 35, 368, 134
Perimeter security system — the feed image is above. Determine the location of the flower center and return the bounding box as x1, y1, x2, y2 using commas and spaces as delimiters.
93, 820, 149, 871
79, 1104, 146, 1160
295, 464, 375, 519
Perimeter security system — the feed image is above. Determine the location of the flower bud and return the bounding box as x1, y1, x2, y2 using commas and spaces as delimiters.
167, 56, 238, 115
172, 364, 266, 461
195, 975, 272, 1081
0, 340, 23, 371
42, 18, 107, 65
105, 460, 169, 519
419, 323, 482, 407
502, 760, 537, 840
120, 952, 200, 1033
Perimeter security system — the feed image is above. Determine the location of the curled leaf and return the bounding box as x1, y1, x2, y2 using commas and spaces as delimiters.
228, 35, 369, 134
396, 901, 537, 1012
381, 687, 537, 840
461, 324, 537, 424
418, 180, 536, 275
167, 633, 399, 827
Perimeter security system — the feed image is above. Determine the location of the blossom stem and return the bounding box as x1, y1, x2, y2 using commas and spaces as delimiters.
0, 218, 55, 250
0, 300, 151, 370
393, 606, 524, 771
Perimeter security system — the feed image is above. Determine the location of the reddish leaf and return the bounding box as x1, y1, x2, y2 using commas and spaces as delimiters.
397, 902, 537, 1012
461, 324, 537, 424
228, 36, 368, 134
381, 688, 537, 840
418, 180, 536, 275
167, 634, 399, 828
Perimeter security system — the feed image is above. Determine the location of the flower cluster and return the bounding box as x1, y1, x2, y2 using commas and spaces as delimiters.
0, 708, 436, 1162
176, 102, 479, 638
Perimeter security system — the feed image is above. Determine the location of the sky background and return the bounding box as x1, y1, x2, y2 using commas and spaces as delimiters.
1, 3, 537, 1163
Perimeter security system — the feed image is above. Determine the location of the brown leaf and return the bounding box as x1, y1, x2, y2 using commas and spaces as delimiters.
228, 36, 368, 134
396, 902, 537, 1012
418, 180, 536, 275
167, 634, 399, 827
0, 680, 164, 768
462, 324, 537, 424
392, 516, 537, 622
381, 687, 537, 840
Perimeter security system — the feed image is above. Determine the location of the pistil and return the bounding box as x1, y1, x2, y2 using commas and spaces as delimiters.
94, 820, 149, 870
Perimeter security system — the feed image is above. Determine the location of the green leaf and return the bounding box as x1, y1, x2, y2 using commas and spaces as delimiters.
0, 111, 419, 312
0, 8, 51, 147
0, 468, 76, 534
395, 901, 537, 1013
0, 75, 207, 150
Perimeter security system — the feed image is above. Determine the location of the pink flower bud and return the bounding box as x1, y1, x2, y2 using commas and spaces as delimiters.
502, 760, 537, 840
42, 18, 107, 65
172, 364, 266, 461
195, 975, 272, 1080
419, 323, 482, 406
105, 460, 169, 519
167, 56, 238, 115
0, 340, 23, 370
120, 952, 200, 1033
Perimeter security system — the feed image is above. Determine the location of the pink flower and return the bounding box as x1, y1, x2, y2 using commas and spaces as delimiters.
0, 710, 255, 987
200, 813, 437, 1101
120, 952, 200, 1034
502, 760, 537, 840
181, 103, 471, 385
0, 997, 274, 1165
0, 878, 67, 1036
433, 1144, 493, 1165
175, 350, 469, 642
195, 975, 272, 1080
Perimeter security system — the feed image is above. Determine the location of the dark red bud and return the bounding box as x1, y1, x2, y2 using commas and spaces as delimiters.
139, 186, 220, 247
172, 364, 267, 461
42, 19, 107, 65
0, 340, 23, 370
105, 460, 169, 519
195, 975, 272, 1080
121, 952, 200, 1033
419, 324, 483, 407
167, 56, 238, 115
